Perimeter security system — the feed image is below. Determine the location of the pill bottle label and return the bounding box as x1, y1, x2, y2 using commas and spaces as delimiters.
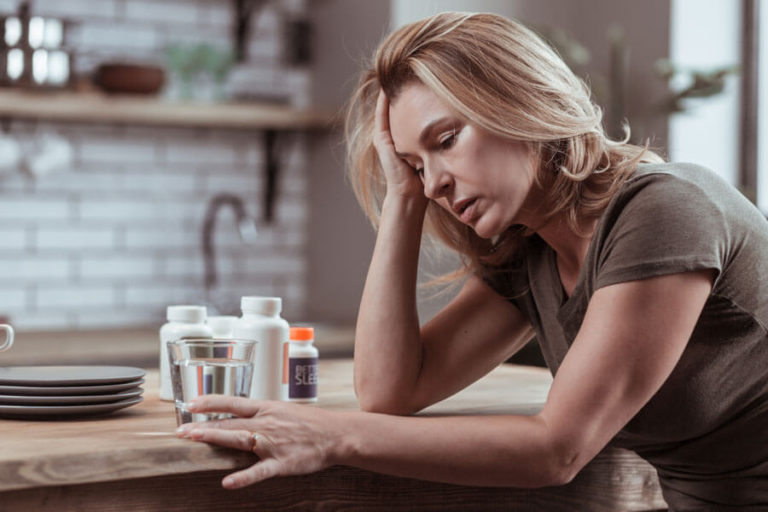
289, 357, 318, 399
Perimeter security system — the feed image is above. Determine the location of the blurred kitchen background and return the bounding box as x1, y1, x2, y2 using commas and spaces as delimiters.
0, 0, 761, 363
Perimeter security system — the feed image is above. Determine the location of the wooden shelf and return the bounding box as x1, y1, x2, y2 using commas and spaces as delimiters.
0, 89, 336, 130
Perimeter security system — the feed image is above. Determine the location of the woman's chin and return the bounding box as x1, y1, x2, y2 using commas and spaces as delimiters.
471, 220, 502, 240
472, 214, 521, 240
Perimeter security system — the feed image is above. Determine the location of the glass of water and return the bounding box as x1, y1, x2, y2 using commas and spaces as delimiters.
167, 338, 258, 426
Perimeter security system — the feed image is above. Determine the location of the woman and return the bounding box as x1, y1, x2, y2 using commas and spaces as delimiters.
176, 12, 768, 508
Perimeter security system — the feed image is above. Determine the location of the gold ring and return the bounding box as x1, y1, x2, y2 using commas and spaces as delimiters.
251, 432, 260, 453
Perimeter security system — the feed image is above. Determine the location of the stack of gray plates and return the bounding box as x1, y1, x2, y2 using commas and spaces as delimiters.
0, 366, 145, 419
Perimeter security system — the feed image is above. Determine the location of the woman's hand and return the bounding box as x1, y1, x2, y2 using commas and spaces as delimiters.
175, 395, 347, 489
374, 91, 427, 201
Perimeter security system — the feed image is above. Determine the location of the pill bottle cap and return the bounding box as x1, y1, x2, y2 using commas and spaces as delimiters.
290, 327, 314, 341
241, 296, 282, 316
166, 305, 207, 323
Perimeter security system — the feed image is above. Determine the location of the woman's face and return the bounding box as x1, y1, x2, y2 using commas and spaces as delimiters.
388, 83, 540, 239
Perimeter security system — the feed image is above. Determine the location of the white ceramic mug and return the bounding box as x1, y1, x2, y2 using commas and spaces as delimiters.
0, 324, 14, 352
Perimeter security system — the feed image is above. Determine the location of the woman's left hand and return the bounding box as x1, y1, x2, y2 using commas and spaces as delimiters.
175, 395, 347, 489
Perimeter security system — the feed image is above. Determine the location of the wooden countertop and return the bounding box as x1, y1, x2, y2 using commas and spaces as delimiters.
0, 361, 666, 511
0, 361, 549, 491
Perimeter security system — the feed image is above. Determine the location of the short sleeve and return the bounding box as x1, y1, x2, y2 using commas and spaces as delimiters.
595, 173, 728, 290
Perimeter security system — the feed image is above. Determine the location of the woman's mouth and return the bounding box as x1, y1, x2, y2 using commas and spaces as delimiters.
457, 198, 478, 224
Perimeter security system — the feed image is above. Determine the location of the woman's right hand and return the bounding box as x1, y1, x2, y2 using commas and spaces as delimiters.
373, 91, 428, 201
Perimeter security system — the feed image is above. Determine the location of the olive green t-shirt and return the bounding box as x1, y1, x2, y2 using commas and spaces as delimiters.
483, 163, 768, 509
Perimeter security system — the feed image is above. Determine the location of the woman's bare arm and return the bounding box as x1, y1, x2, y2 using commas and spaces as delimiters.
352, 191, 428, 412
356, 267, 534, 415
353, 92, 533, 414
346, 269, 715, 485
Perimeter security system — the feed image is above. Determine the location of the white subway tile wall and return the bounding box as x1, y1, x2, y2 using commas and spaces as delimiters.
0, 0, 310, 330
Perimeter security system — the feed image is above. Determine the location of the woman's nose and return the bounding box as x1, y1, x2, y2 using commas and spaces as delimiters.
423, 165, 452, 200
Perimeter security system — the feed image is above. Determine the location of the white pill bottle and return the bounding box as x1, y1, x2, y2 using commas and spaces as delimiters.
206, 315, 239, 338
233, 297, 289, 401
159, 305, 213, 401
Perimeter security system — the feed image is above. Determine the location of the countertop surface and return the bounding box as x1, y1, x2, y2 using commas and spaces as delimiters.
0, 361, 666, 511
0, 361, 553, 492
1, 325, 355, 367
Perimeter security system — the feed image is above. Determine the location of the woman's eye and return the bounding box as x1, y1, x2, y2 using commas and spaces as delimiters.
439, 131, 457, 150
409, 164, 425, 181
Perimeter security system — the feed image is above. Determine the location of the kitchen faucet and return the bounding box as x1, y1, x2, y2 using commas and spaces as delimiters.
201, 193, 258, 296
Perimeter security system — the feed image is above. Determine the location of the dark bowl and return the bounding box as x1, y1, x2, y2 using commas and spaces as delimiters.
94, 64, 165, 95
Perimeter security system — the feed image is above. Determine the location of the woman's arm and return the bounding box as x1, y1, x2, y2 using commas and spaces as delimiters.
180, 269, 713, 489
346, 269, 715, 485
352, 91, 429, 411
354, 92, 533, 414
354, 184, 535, 414
356, 253, 534, 415
352, 191, 427, 412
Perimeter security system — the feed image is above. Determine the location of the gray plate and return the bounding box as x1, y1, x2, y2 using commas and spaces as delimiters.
0, 396, 143, 419
0, 378, 145, 396
0, 366, 146, 386
0, 387, 144, 405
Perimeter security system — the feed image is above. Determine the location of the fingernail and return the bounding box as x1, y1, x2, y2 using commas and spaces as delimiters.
189, 429, 203, 439
223, 477, 236, 488
187, 400, 198, 410
176, 425, 191, 435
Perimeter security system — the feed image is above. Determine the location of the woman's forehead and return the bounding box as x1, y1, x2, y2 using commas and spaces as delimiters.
390, 85, 453, 130
389, 86, 452, 153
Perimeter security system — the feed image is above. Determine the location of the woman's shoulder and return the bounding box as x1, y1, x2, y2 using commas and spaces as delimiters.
614, 161, 745, 215
628, 161, 730, 190
595, 160, 767, 265
588, 162, 746, 292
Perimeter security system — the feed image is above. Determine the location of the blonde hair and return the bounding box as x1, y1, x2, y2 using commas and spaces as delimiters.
345, 12, 663, 276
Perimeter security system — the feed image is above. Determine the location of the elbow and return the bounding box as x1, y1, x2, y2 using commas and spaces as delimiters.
529, 420, 586, 487
355, 391, 416, 416
354, 380, 418, 416
352, 359, 425, 415
544, 460, 580, 487
539, 444, 584, 487
525, 453, 580, 488
521, 458, 579, 488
